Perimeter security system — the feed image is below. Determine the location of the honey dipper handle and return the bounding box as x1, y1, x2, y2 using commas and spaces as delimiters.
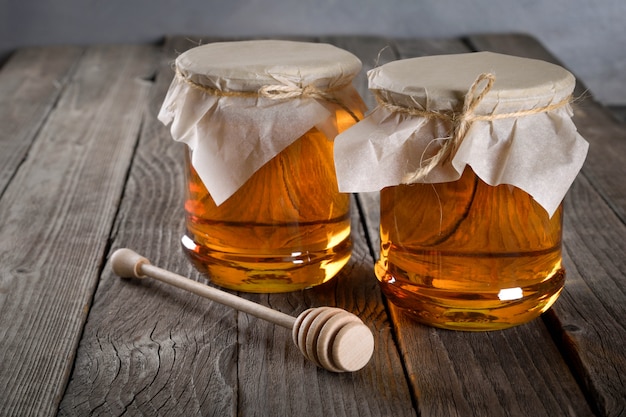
111, 248, 297, 329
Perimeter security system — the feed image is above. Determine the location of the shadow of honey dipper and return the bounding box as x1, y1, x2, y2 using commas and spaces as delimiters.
111, 248, 374, 373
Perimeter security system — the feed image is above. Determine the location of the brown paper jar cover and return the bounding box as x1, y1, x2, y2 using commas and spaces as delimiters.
159, 40, 366, 206
334, 52, 588, 216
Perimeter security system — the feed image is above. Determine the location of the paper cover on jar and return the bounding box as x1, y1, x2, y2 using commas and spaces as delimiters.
334, 52, 589, 217
158, 40, 366, 205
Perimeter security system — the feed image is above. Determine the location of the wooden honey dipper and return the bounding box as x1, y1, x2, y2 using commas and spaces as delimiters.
111, 248, 374, 373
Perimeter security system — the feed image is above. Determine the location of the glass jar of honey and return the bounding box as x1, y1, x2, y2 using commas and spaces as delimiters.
334, 52, 588, 330
158, 40, 366, 293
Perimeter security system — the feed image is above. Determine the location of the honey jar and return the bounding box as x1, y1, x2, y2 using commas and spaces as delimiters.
334, 52, 589, 330
158, 40, 366, 293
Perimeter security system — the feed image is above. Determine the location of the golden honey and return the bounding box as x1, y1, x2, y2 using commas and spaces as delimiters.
158, 40, 366, 292
182, 109, 359, 292
375, 167, 564, 330
333, 52, 588, 330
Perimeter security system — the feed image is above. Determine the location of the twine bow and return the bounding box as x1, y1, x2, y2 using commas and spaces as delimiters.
445, 73, 495, 167
400, 73, 495, 183
375, 73, 571, 183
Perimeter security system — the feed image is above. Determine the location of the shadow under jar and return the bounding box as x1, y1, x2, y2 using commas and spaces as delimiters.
158, 40, 366, 292
334, 52, 589, 330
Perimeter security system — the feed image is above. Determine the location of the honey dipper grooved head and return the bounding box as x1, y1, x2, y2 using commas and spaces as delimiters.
293, 307, 374, 372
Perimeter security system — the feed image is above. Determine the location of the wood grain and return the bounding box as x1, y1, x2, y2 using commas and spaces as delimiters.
2, 34, 622, 417
58, 36, 416, 416
0, 44, 157, 416
548, 177, 626, 417
0, 46, 83, 195
58, 38, 240, 417
233, 197, 416, 417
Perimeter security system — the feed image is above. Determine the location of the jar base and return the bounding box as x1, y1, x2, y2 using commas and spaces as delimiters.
377, 266, 565, 331
182, 235, 352, 293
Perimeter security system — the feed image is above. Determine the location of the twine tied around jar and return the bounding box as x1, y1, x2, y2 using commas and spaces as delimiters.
175, 68, 361, 123
374, 73, 573, 183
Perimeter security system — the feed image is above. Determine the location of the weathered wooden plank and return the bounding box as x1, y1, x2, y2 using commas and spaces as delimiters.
547, 176, 626, 417
232, 197, 416, 417
5, 34, 623, 417
58, 37, 240, 417
567, 99, 626, 222
351, 37, 595, 416
0, 44, 157, 417
389, 305, 595, 417
467, 33, 626, 417
222, 34, 415, 417
59, 35, 417, 416
0, 46, 83, 196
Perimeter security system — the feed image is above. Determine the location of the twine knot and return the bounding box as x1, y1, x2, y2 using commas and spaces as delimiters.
404, 73, 494, 183
176, 68, 360, 122
259, 84, 325, 99
258, 84, 361, 122
373, 73, 570, 183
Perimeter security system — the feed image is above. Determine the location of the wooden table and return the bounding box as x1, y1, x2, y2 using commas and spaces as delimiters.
1, 34, 624, 417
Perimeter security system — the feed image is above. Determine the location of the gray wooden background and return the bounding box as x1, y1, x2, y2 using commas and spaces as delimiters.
1, 0, 625, 107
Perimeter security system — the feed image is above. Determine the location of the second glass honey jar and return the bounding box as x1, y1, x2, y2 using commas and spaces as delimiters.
158, 40, 366, 292
334, 52, 589, 330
